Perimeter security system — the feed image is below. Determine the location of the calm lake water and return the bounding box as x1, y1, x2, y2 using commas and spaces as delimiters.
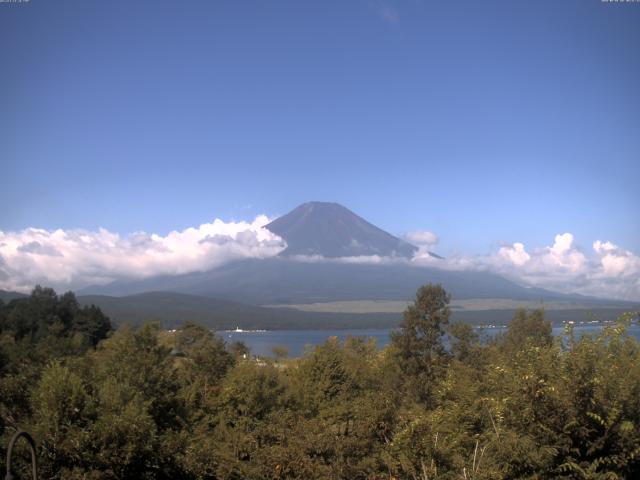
223, 323, 640, 358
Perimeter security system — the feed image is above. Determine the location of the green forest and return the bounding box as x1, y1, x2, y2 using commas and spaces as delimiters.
1, 285, 639, 479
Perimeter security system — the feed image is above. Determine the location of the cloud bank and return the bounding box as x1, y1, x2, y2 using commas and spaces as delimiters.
0, 216, 285, 292
1, 217, 638, 301
410, 233, 640, 301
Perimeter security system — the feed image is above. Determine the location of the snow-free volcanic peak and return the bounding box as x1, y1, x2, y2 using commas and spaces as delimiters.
265, 202, 418, 258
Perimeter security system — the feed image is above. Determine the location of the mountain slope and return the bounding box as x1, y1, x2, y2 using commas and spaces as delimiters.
265, 202, 419, 258
79, 257, 599, 306
0, 289, 27, 302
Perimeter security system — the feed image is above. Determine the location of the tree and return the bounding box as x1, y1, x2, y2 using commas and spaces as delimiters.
448, 322, 480, 364
501, 307, 552, 351
0, 287, 111, 348
31, 361, 92, 477
72, 304, 112, 347
390, 283, 451, 404
173, 321, 233, 412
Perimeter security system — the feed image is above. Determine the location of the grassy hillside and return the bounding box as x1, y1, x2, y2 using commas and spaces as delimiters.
78, 291, 402, 330
264, 298, 638, 314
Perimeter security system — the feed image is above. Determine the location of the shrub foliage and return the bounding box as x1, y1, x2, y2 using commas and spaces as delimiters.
1, 285, 639, 479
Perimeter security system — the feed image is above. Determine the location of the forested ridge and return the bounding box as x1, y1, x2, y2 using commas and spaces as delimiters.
1, 285, 639, 479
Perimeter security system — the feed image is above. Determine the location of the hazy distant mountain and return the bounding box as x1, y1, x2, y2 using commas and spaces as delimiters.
0, 289, 27, 302
79, 257, 606, 306
265, 202, 419, 258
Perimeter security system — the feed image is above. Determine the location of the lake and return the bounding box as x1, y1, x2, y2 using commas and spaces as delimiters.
222, 323, 640, 357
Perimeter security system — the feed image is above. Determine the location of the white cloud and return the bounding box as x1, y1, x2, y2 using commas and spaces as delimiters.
1, 216, 638, 302
0, 216, 285, 292
395, 231, 638, 300
592, 240, 640, 281
497, 242, 530, 266
438, 234, 639, 301
289, 254, 405, 266
405, 230, 440, 262
550, 233, 573, 255
405, 231, 438, 247
483, 233, 589, 286
513, 233, 588, 277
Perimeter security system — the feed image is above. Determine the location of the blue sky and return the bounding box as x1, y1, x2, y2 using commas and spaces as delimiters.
1, 0, 639, 258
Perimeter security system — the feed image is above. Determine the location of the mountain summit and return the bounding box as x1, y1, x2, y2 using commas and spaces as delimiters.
265, 202, 418, 258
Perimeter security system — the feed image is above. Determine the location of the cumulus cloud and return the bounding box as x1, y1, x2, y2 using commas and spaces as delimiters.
492, 233, 588, 276
593, 240, 640, 277
378, 230, 639, 300
0, 216, 285, 292
432, 233, 639, 301
1, 216, 638, 302
497, 242, 530, 266
405, 231, 439, 247
404, 230, 439, 262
